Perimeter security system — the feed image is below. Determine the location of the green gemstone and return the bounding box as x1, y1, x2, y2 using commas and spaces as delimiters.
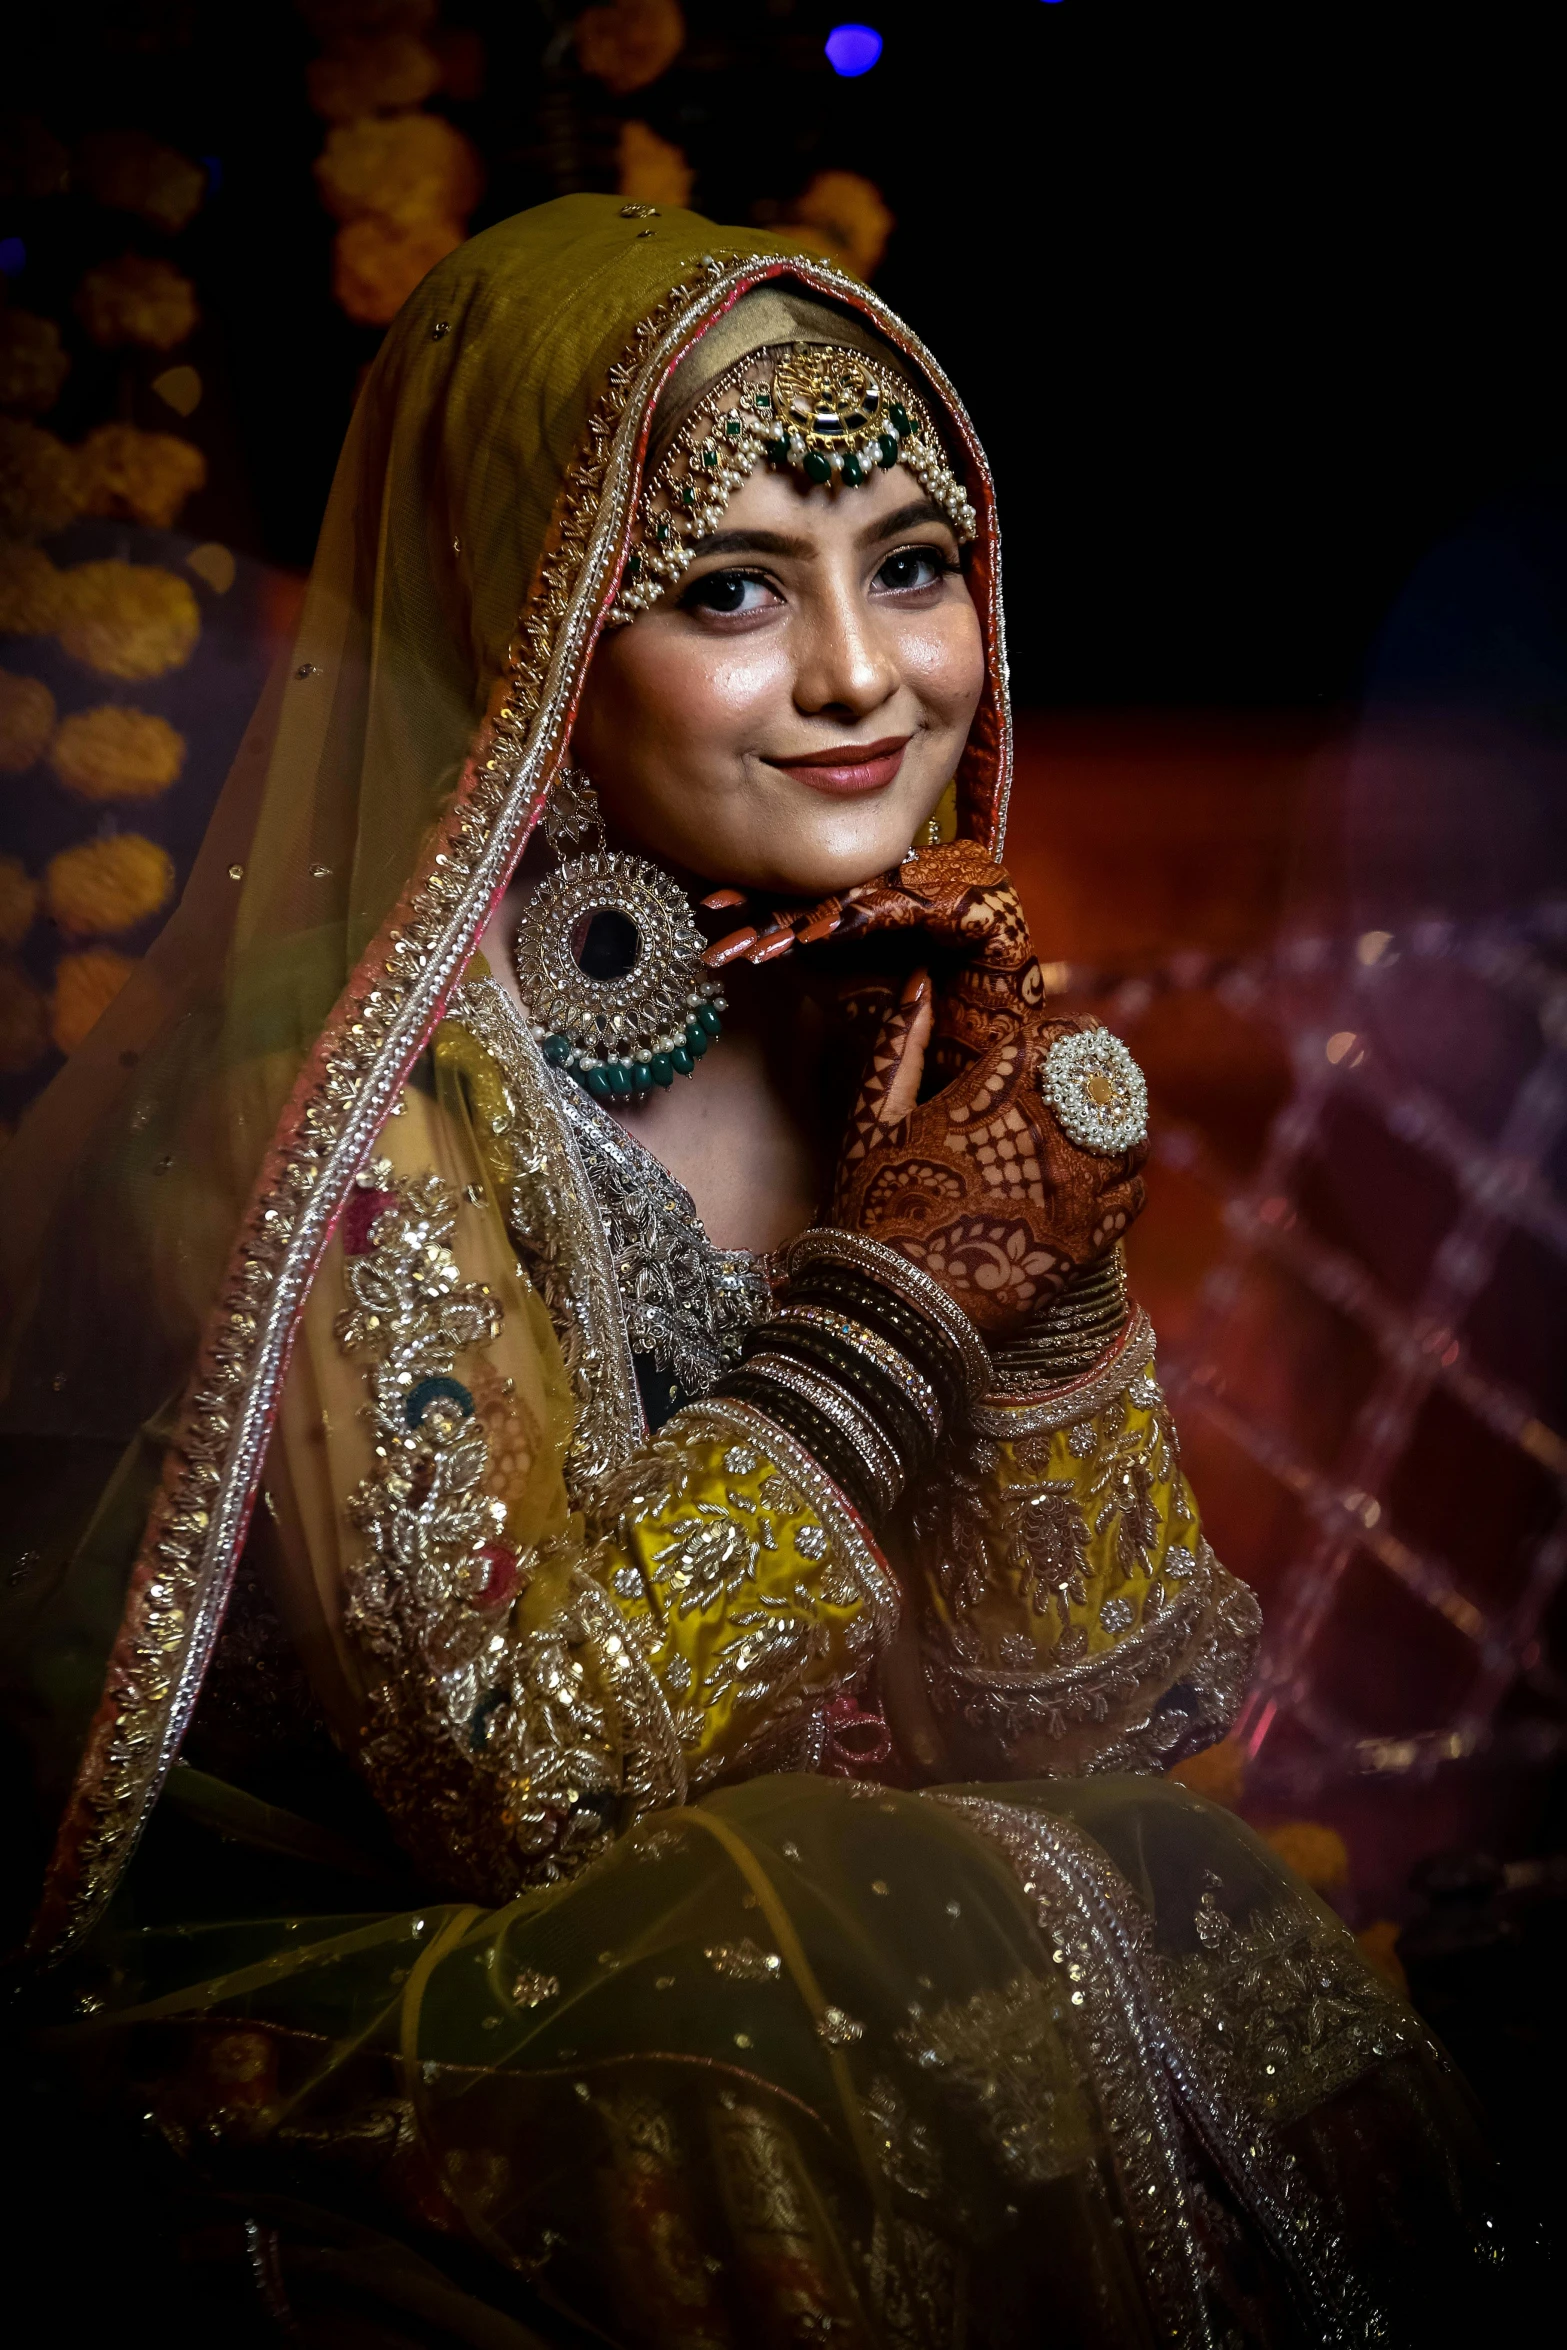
631, 1062, 653, 1089
604, 1062, 632, 1095
542, 1032, 571, 1065
763, 436, 790, 464
877, 432, 900, 469
702, 447, 717, 469
724, 416, 742, 439
841, 452, 864, 487
625, 552, 642, 578
650, 1053, 674, 1087
695, 1002, 721, 1036
889, 402, 913, 438
685, 1022, 709, 1057
754, 389, 771, 410
803, 449, 831, 485
583, 1067, 611, 1099
655, 520, 671, 545
671, 1044, 694, 1076
680, 484, 695, 507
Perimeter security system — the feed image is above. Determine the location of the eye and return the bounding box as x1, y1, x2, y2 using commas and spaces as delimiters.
873, 544, 953, 596
681, 569, 780, 618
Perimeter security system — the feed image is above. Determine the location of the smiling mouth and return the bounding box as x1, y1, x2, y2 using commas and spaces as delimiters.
763, 736, 910, 796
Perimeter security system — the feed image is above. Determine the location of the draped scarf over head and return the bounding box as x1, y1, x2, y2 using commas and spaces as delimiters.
0, 194, 1011, 1961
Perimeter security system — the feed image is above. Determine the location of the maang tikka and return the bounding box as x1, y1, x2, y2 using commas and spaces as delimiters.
512, 763, 725, 1102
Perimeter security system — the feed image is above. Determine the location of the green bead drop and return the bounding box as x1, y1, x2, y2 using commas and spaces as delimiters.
685, 1023, 709, 1057
671, 1045, 694, 1076
877, 432, 900, 469
605, 1062, 632, 1096
583, 1067, 611, 1099
889, 402, 913, 438
650, 1053, 674, 1087
763, 437, 790, 464
631, 1062, 653, 1089
695, 1002, 722, 1036
840, 452, 864, 487
542, 1032, 570, 1065
803, 449, 832, 486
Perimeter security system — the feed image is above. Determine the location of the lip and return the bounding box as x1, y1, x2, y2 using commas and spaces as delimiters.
763, 735, 910, 796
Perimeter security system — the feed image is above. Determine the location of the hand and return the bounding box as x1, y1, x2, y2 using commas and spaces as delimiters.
829, 972, 1147, 1344
703, 841, 1046, 1074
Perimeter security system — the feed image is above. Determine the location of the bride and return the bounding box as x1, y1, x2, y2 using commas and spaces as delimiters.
0, 195, 1492, 2346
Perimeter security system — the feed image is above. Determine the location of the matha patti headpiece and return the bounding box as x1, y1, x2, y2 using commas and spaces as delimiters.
613, 340, 978, 621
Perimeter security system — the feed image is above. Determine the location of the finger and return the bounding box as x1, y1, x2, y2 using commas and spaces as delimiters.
842, 968, 932, 1166
703, 926, 761, 968
751, 927, 799, 964
878, 969, 933, 1127
700, 887, 748, 911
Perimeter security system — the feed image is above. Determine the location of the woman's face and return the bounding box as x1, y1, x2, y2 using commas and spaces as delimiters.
570, 456, 985, 896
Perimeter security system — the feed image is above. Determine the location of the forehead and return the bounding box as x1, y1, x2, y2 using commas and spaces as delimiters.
692, 459, 949, 549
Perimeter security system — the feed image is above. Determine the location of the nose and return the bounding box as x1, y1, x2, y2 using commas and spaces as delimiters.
791, 563, 899, 724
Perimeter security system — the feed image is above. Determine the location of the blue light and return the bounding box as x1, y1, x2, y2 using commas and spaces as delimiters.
0, 236, 26, 275
825, 23, 882, 77
200, 155, 223, 195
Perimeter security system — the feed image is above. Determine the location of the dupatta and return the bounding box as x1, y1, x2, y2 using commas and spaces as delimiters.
0, 194, 1012, 1964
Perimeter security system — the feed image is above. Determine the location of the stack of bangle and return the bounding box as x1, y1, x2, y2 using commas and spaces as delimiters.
712, 1227, 991, 1523
990, 1247, 1130, 1390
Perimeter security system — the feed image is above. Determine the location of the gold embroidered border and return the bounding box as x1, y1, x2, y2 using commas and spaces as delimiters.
447, 971, 643, 1489
924, 1539, 1262, 1774
967, 1309, 1155, 1439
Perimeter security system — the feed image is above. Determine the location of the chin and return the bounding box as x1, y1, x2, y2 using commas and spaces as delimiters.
713, 799, 922, 898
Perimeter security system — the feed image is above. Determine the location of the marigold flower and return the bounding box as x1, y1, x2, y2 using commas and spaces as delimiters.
0, 418, 86, 540
332, 214, 464, 327
51, 705, 185, 801
617, 121, 693, 212
314, 113, 481, 230
576, 0, 685, 96
0, 854, 39, 948
788, 171, 894, 281
0, 671, 56, 772
51, 946, 138, 1054
1167, 1733, 1247, 1808
307, 31, 441, 120
1261, 1819, 1350, 1891
76, 255, 199, 353
1354, 1919, 1408, 1996
0, 958, 49, 1072
46, 832, 174, 938
0, 544, 64, 635
0, 310, 70, 418
76, 130, 206, 234
75, 424, 207, 530
56, 561, 200, 680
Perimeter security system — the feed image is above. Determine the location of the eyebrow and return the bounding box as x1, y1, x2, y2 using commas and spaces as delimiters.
687, 499, 959, 566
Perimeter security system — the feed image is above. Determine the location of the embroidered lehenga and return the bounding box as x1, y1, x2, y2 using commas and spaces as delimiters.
0, 198, 1493, 2347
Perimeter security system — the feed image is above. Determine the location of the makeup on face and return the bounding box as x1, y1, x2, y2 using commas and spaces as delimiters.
762, 735, 910, 796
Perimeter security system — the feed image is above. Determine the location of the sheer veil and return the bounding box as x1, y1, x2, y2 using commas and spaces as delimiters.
0, 194, 1011, 1961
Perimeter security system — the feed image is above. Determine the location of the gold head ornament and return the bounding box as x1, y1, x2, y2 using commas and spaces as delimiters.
614, 338, 978, 620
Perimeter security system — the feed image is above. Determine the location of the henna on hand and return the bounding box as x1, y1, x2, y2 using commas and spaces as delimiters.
703, 842, 1046, 1072
831, 993, 1148, 1345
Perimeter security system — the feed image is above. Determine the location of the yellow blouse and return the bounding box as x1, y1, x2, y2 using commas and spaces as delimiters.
259, 982, 1256, 1902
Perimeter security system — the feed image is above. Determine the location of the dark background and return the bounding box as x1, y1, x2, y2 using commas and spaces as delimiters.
7, 1, 1561, 707
6, 0, 1567, 2250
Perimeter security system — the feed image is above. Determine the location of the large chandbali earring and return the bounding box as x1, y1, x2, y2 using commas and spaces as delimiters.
513, 764, 725, 1102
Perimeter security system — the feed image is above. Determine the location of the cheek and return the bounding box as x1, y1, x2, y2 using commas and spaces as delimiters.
607, 629, 794, 759
893, 599, 987, 723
